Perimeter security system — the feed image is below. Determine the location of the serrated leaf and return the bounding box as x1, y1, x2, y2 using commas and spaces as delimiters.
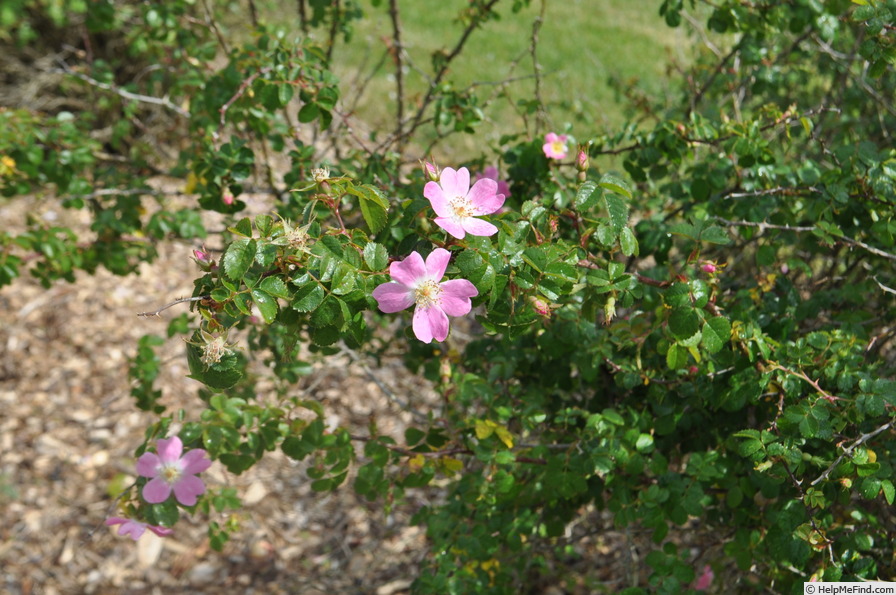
260, 276, 290, 298
668, 307, 700, 340
359, 195, 388, 234
251, 289, 278, 323
702, 317, 731, 353
603, 193, 629, 233
363, 242, 389, 270
599, 173, 633, 198
255, 241, 278, 267
574, 180, 598, 209
292, 283, 325, 312
330, 262, 356, 295
474, 419, 494, 440
493, 425, 514, 449
350, 184, 390, 234
700, 225, 731, 245
620, 227, 638, 256
228, 217, 253, 238
223, 238, 255, 281
666, 343, 689, 369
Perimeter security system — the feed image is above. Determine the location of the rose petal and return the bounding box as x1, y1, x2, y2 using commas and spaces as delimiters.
389, 251, 426, 286
181, 449, 211, 475
156, 436, 183, 464
147, 525, 174, 537
118, 520, 147, 540
423, 181, 451, 217
142, 476, 173, 504
437, 167, 460, 199
461, 218, 498, 237
173, 475, 206, 506
412, 307, 434, 343
468, 179, 504, 215
135, 452, 160, 478
454, 167, 471, 196
372, 283, 415, 313
440, 279, 478, 299
425, 248, 451, 280
426, 306, 450, 342
433, 217, 467, 239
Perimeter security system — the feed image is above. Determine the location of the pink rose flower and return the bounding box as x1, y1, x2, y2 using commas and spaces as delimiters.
136, 436, 212, 506
476, 166, 511, 199
105, 517, 173, 540
372, 248, 478, 343
693, 564, 714, 591
424, 166, 505, 239
542, 132, 569, 160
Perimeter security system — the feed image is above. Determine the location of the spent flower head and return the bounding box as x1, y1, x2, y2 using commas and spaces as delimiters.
372, 248, 478, 343
105, 517, 173, 541
424, 166, 505, 239
543, 132, 569, 160
136, 435, 212, 506
191, 329, 237, 366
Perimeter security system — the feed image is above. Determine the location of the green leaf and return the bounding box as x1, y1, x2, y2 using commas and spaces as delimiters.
260, 276, 290, 298
229, 217, 253, 238
699, 225, 731, 245
664, 282, 691, 308
668, 308, 700, 341
349, 184, 390, 234
666, 343, 689, 369
603, 193, 629, 233
882, 480, 895, 505
574, 180, 598, 209
599, 173, 632, 199
619, 227, 638, 256
292, 283, 325, 312
330, 262, 356, 295
251, 288, 278, 323
363, 242, 389, 271
223, 238, 255, 281
702, 317, 731, 354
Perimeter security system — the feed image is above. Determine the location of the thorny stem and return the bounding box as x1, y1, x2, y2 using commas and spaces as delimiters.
297, 0, 308, 34
219, 67, 272, 130
715, 217, 896, 261
54, 63, 189, 118
200, 0, 229, 55
137, 296, 209, 318
383, 0, 502, 152
811, 419, 896, 487
768, 363, 841, 403
388, 0, 405, 148
529, 0, 547, 131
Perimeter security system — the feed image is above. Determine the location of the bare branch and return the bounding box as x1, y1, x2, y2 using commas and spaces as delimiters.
811, 420, 896, 486
55, 63, 189, 118
137, 296, 208, 318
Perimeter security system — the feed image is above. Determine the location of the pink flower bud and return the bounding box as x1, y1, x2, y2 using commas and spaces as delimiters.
576, 146, 589, 172
689, 366, 699, 375
529, 296, 552, 318
701, 263, 717, 274
222, 191, 234, 205
422, 159, 441, 182
193, 249, 211, 263
191, 247, 217, 272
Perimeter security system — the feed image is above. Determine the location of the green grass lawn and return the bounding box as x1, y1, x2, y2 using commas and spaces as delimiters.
260, 0, 695, 161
